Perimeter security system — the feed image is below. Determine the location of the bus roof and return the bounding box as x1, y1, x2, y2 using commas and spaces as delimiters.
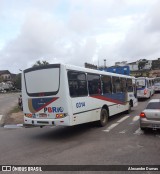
136, 77, 154, 80
64, 64, 135, 79
23, 63, 135, 79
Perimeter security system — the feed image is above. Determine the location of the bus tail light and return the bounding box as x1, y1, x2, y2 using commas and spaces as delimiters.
56, 114, 64, 119
56, 113, 68, 119
144, 89, 147, 95
25, 113, 33, 118
140, 112, 146, 117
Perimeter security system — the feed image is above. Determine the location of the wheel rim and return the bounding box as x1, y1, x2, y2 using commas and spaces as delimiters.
101, 111, 107, 123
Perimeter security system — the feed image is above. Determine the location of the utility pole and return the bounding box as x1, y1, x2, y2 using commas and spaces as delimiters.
104, 59, 106, 68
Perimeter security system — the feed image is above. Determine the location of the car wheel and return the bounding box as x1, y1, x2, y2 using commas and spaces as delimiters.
98, 109, 108, 127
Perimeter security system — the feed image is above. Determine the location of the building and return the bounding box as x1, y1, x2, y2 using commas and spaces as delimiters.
0, 70, 12, 82
99, 66, 130, 75
143, 60, 152, 70
128, 61, 139, 71
115, 61, 128, 66
152, 58, 160, 70
137, 59, 152, 70
149, 70, 160, 77
99, 58, 160, 77
84, 63, 97, 70
0, 70, 16, 85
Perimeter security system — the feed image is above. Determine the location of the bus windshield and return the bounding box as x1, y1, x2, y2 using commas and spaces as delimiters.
24, 66, 60, 96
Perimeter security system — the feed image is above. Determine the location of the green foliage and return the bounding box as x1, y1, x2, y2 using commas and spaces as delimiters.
9, 105, 21, 114
138, 61, 146, 70
13, 74, 21, 90
32, 60, 49, 67
0, 76, 3, 83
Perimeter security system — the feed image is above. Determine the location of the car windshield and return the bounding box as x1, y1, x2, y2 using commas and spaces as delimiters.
146, 102, 160, 109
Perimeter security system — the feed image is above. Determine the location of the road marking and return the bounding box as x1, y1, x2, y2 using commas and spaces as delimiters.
4, 124, 23, 129
103, 123, 119, 132
134, 128, 143, 135
117, 116, 129, 123
17, 124, 24, 127
132, 116, 139, 122
119, 130, 126, 134
103, 115, 129, 132
129, 116, 139, 124
0, 115, 3, 121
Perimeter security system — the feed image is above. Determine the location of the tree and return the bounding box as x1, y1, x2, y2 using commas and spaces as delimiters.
32, 60, 49, 67
0, 76, 3, 83
13, 74, 21, 90
138, 61, 146, 70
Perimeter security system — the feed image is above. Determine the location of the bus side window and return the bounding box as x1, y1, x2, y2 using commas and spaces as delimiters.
112, 76, 121, 93
102, 75, 112, 94
121, 78, 127, 92
127, 79, 133, 92
68, 81, 78, 97
68, 71, 88, 97
87, 74, 101, 95
146, 80, 149, 88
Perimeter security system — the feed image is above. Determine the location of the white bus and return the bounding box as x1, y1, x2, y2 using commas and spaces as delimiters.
154, 77, 160, 92
136, 77, 155, 99
22, 64, 138, 127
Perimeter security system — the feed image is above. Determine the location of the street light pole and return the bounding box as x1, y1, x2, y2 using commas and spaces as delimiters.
104, 59, 106, 68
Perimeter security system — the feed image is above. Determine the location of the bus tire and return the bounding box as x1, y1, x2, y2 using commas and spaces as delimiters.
148, 92, 151, 99
98, 109, 108, 127
126, 103, 131, 114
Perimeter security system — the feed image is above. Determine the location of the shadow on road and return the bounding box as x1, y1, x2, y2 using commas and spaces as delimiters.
142, 129, 160, 136
28, 111, 133, 141
29, 122, 99, 141
138, 98, 149, 102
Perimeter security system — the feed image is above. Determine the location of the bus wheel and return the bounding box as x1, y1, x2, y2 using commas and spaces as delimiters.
126, 103, 131, 114
148, 93, 151, 99
99, 109, 108, 127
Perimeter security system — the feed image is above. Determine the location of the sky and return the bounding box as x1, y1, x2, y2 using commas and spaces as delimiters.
0, 0, 160, 73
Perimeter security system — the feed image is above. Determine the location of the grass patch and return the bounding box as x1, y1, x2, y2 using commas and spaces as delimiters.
9, 105, 22, 114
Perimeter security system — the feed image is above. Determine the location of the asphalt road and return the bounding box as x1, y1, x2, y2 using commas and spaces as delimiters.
0, 93, 160, 173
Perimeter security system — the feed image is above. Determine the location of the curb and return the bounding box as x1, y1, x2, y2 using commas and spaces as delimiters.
0, 115, 5, 127
3, 124, 24, 129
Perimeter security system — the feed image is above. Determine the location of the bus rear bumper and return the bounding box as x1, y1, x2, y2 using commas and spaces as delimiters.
137, 95, 149, 99
24, 116, 70, 126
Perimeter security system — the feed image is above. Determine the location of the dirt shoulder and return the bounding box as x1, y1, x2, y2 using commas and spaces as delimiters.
4, 106, 24, 125
5, 112, 24, 125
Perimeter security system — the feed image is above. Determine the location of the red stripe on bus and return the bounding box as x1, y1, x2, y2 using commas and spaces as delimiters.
90, 95, 125, 105
34, 97, 59, 112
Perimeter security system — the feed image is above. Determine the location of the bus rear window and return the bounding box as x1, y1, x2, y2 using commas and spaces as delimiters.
24, 65, 60, 96
136, 79, 145, 88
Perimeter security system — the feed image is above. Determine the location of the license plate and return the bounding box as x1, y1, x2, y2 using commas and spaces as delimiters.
152, 124, 160, 128
39, 113, 47, 118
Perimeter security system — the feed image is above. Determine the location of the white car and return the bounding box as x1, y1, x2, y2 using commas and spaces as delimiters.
140, 99, 160, 130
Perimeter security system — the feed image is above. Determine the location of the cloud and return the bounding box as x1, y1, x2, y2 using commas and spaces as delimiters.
0, 0, 159, 73
116, 0, 160, 61
0, 8, 98, 73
